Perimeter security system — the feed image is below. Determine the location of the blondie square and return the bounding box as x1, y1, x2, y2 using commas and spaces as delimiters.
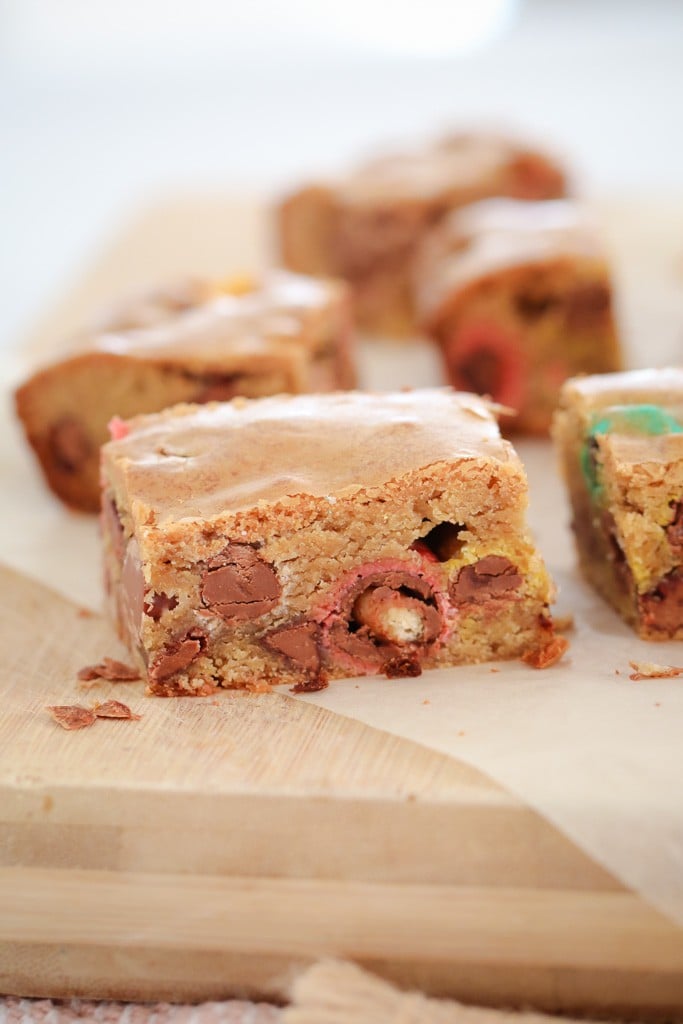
278, 132, 567, 336
416, 199, 622, 434
16, 271, 355, 512
554, 368, 683, 639
101, 389, 562, 695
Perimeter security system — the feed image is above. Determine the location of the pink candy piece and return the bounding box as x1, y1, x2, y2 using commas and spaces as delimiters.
108, 416, 130, 440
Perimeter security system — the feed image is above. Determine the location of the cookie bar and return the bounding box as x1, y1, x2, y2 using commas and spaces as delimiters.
416, 199, 622, 435
15, 271, 355, 513
554, 368, 683, 639
101, 389, 562, 695
278, 132, 568, 336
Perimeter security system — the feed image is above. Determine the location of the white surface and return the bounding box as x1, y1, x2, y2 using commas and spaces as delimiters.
3, 0, 683, 353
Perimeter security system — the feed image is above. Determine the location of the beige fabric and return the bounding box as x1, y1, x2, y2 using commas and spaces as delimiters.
284, 960, 601, 1024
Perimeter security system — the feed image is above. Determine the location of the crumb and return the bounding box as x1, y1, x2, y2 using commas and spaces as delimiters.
615, 669, 621, 675
47, 705, 96, 730
553, 613, 575, 633
77, 607, 95, 619
628, 660, 683, 681
489, 667, 500, 673
422, 699, 431, 705
655, 702, 661, 707
457, 730, 466, 737
93, 699, 141, 720
522, 635, 569, 669
77, 657, 141, 682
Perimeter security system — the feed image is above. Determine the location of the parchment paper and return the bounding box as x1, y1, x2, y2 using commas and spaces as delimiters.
3, 195, 683, 929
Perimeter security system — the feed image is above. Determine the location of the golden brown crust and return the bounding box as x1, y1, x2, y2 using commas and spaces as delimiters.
277, 132, 569, 335
15, 271, 356, 513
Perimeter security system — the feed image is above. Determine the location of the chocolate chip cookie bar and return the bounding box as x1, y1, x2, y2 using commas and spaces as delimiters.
554, 368, 683, 639
101, 389, 562, 695
416, 199, 622, 434
15, 271, 355, 512
278, 132, 567, 336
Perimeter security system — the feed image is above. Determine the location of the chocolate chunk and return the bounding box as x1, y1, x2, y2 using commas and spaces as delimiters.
47, 705, 96, 730
102, 495, 126, 562
263, 621, 322, 674
322, 566, 444, 677
144, 591, 179, 621
384, 654, 422, 678
515, 291, 558, 321
77, 657, 140, 682
49, 417, 92, 472
195, 374, 240, 403
565, 283, 610, 330
639, 570, 683, 636
201, 544, 280, 622
290, 676, 329, 694
456, 347, 501, 396
121, 539, 146, 641
450, 555, 522, 604
149, 628, 206, 683
93, 699, 141, 720
667, 502, 683, 555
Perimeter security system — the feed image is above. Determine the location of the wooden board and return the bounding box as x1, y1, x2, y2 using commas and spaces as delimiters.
3, 196, 683, 1017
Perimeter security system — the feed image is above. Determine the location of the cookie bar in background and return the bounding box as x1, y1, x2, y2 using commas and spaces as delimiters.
416, 198, 622, 434
554, 368, 683, 639
101, 389, 563, 696
278, 132, 568, 337
15, 271, 355, 513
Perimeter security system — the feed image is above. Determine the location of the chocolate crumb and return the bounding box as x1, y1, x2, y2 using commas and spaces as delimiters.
93, 699, 141, 720
628, 660, 683, 681
290, 676, 329, 693
47, 705, 96, 730
522, 635, 569, 669
77, 657, 141, 682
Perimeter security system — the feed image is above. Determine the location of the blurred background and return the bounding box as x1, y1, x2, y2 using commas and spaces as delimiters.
2, 0, 682, 350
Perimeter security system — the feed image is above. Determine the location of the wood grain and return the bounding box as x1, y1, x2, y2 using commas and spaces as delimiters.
4, 193, 683, 1015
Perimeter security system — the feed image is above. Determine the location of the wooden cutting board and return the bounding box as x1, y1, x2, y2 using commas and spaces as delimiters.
3, 196, 683, 1018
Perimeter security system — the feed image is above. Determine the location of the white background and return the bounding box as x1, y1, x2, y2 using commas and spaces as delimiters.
2, 0, 682, 352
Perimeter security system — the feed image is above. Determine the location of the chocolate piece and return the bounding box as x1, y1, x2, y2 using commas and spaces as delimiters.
47, 705, 97, 730
565, 282, 610, 330
456, 347, 502, 396
194, 373, 240, 403
102, 495, 126, 562
77, 657, 141, 682
93, 699, 141, 720
263, 621, 322, 674
149, 628, 206, 683
450, 556, 522, 604
639, 570, 683, 635
49, 417, 91, 472
667, 502, 683, 555
384, 654, 422, 678
290, 676, 329, 693
144, 591, 179, 621
121, 539, 146, 641
201, 544, 281, 622
322, 566, 444, 676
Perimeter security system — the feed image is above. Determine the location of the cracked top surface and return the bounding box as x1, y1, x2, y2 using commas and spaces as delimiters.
417, 198, 605, 321
73, 271, 346, 370
337, 132, 560, 205
103, 388, 515, 522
